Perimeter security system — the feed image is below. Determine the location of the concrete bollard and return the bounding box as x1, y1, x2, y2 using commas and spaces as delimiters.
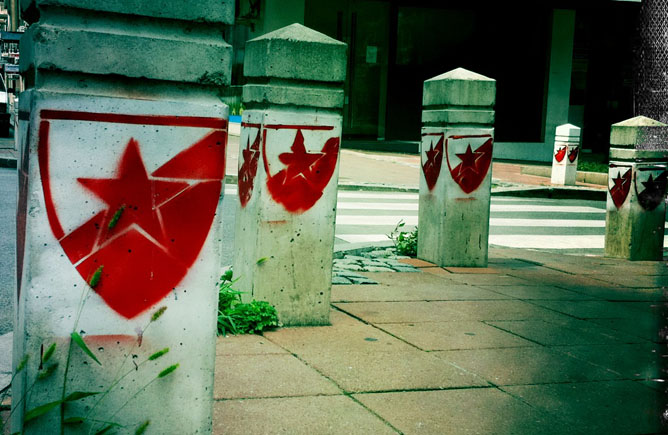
14, 1, 232, 433
417, 68, 496, 267
550, 123, 581, 185
605, 116, 668, 260
233, 24, 347, 326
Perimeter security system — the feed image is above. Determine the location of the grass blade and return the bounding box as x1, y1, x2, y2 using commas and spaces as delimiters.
24, 400, 61, 422
71, 332, 101, 365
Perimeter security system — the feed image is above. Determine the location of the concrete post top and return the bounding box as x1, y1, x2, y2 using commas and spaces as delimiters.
21, 0, 234, 24
422, 67, 496, 108
610, 115, 667, 148
425, 67, 495, 83
244, 23, 347, 83
556, 123, 581, 137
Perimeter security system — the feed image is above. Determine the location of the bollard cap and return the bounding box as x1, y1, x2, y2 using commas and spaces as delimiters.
555, 123, 581, 138
244, 23, 347, 83
610, 116, 667, 149
423, 67, 496, 108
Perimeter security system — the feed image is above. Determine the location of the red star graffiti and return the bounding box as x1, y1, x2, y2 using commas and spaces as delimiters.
40, 114, 226, 319
238, 129, 261, 207
263, 127, 339, 213
447, 136, 493, 194
554, 146, 567, 163
609, 168, 631, 209
422, 135, 443, 191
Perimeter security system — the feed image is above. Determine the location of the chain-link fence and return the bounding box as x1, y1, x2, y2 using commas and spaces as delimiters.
635, 0, 668, 150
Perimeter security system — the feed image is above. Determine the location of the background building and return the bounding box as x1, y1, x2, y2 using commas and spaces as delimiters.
228, 0, 642, 162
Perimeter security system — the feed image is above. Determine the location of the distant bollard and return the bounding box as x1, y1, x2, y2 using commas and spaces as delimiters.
14, 0, 232, 432
605, 116, 668, 260
550, 123, 581, 185
233, 24, 347, 326
417, 68, 496, 267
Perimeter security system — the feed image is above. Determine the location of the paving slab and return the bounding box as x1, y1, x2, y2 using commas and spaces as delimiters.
362, 271, 457, 288
399, 258, 436, 267
502, 380, 664, 434
487, 319, 634, 346
437, 300, 572, 321
263, 322, 414, 355
435, 347, 621, 385
588, 316, 665, 343
476, 284, 594, 300
443, 266, 501, 274
445, 274, 532, 286
300, 349, 488, 392
420, 267, 455, 277
553, 343, 663, 380
586, 273, 668, 288
505, 270, 620, 291
333, 301, 469, 323
215, 334, 289, 356
213, 395, 398, 435
568, 285, 666, 302
378, 321, 537, 351
214, 354, 341, 399
332, 282, 509, 303
354, 388, 567, 435
529, 300, 649, 319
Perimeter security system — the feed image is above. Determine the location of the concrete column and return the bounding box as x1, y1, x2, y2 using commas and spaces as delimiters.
14, 1, 232, 433
550, 123, 581, 185
417, 68, 496, 267
543, 9, 575, 161
233, 24, 347, 326
605, 116, 668, 261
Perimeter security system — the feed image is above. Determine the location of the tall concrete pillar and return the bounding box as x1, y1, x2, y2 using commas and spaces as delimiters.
417, 68, 496, 267
14, 1, 233, 433
233, 24, 347, 326
543, 9, 575, 161
550, 123, 581, 185
605, 116, 668, 261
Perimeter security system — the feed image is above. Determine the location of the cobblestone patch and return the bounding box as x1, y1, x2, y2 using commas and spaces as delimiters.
332, 248, 419, 285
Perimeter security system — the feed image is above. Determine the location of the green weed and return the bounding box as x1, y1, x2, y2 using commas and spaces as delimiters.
217, 270, 280, 336
387, 220, 418, 257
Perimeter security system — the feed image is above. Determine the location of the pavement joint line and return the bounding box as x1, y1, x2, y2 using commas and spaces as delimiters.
343, 393, 403, 435
480, 321, 551, 348
213, 392, 345, 402
347, 385, 496, 396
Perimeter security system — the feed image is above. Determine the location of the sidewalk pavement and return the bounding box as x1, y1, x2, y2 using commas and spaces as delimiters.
213, 246, 666, 435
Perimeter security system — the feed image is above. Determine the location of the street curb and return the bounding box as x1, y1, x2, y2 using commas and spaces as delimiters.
333, 240, 394, 258
520, 165, 608, 186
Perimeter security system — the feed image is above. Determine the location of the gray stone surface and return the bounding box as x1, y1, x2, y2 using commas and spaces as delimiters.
355, 389, 566, 435
21, 0, 234, 24
332, 252, 419, 285
242, 84, 344, 109
21, 23, 232, 85
422, 67, 496, 108
610, 116, 667, 148
244, 23, 347, 84
213, 396, 398, 435
422, 108, 495, 126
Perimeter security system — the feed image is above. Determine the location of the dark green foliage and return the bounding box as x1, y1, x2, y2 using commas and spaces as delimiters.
217, 271, 280, 336
388, 220, 418, 257
71, 332, 101, 365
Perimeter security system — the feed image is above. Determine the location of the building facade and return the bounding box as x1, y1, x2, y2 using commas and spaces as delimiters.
229, 0, 641, 162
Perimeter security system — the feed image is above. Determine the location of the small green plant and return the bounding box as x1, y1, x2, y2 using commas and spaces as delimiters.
217, 269, 280, 336
387, 220, 418, 257
229, 101, 245, 116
